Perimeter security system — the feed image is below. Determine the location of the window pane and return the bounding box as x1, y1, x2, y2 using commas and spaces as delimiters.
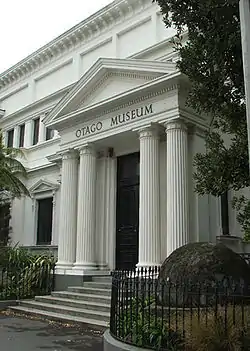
46, 128, 54, 141
7, 129, 14, 148
37, 198, 53, 245
19, 124, 25, 147
33, 118, 40, 145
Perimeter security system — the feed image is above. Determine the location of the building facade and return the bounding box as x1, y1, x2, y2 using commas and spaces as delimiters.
0, 0, 245, 283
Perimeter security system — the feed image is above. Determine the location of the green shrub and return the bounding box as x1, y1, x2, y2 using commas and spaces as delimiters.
185, 308, 250, 351
0, 245, 56, 300
118, 296, 184, 350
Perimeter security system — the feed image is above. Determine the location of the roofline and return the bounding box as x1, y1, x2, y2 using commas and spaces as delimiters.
0, 0, 154, 90
0, 0, 118, 78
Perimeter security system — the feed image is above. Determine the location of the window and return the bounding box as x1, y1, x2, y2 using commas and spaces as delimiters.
221, 192, 229, 235
33, 118, 40, 145
7, 129, 14, 148
19, 124, 25, 147
36, 197, 53, 245
46, 128, 54, 141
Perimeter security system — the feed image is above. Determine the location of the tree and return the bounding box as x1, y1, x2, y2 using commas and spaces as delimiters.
0, 131, 29, 246
154, 0, 250, 238
0, 132, 29, 199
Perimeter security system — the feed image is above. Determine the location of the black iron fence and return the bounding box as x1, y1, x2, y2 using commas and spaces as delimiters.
0, 262, 55, 300
110, 266, 250, 350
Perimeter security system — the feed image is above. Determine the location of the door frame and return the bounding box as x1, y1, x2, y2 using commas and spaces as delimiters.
115, 151, 140, 270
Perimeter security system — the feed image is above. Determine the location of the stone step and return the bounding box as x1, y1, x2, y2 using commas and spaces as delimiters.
16, 300, 110, 322
9, 305, 108, 328
92, 275, 112, 283
35, 295, 110, 313
52, 291, 111, 304
83, 281, 111, 290
68, 286, 111, 296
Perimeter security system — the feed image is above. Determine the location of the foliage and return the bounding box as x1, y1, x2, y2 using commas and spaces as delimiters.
232, 195, 250, 241
185, 308, 250, 351
0, 131, 29, 200
118, 296, 184, 350
0, 200, 11, 246
0, 245, 56, 300
154, 0, 250, 234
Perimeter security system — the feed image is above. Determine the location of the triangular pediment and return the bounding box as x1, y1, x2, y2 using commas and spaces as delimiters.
29, 179, 59, 194
76, 71, 161, 110
44, 58, 177, 126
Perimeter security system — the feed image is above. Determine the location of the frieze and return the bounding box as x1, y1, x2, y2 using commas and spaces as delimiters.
75, 104, 153, 139
89, 83, 179, 120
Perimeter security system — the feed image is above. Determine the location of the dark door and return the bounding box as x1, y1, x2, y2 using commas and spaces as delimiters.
37, 197, 53, 245
116, 152, 139, 270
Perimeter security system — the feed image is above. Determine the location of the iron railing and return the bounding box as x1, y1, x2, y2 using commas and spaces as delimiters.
110, 266, 250, 350
0, 262, 55, 300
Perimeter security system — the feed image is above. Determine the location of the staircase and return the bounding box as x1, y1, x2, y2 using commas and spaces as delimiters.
9, 275, 112, 328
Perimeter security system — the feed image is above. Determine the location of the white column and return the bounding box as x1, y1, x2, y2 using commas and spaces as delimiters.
13, 126, 19, 148
56, 150, 78, 270
106, 157, 117, 271
137, 126, 160, 268
24, 120, 32, 148
95, 155, 108, 269
39, 118, 46, 143
74, 145, 97, 271
51, 190, 57, 246
166, 120, 189, 257
239, 0, 250, 171
1, 131, 7, 146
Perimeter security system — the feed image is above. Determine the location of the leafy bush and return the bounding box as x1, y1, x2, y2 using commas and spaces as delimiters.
0, 245, 56, 300
232, 196, 250, 242
185, 307, 250, 351
118, 296, 184, 350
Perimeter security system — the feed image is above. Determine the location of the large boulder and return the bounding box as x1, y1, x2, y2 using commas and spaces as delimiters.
157, 242, 250, 307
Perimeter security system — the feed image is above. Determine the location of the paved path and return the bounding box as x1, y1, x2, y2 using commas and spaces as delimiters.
0, 312, 103, 350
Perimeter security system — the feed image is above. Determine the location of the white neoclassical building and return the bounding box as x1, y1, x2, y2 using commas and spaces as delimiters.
0, 0, 245, 285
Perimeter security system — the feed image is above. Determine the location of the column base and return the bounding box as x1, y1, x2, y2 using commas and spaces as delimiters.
56, 262, 74, 270
97, 263, 109, 270
73, 262, 97, 271
55, 262, 74, 275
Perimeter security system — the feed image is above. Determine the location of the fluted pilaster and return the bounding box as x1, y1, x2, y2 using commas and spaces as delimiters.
13, 126, 19, 148
137, 126, 160, 268
39, 117, 46, 143
166, 120, 189, 257
24, 120, 32, 148
74, 145, 97, 270
56, 150, 78, 270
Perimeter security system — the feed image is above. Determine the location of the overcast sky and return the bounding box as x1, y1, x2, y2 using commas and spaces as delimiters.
0, 0, 113, 74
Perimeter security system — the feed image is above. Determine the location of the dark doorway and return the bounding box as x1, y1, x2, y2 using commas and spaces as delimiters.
116, 152, 139, 270
37, 197, 53, 245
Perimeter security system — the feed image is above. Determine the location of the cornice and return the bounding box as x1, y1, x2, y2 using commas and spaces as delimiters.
26, 162, 57, 173
0, 0, 153, 92
49, 71, 183, 130
44, 58, 177, 124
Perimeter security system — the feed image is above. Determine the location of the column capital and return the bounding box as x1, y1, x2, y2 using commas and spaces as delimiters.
164, 119, 187, 132
62, 149, 78, 161
78, 144, 96, 156
137, 125, 160, 140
